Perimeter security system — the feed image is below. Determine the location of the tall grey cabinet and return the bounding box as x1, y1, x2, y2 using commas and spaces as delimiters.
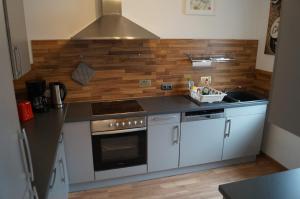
0, 1, 36, 198
3, 0, 30, 79
268, 0, 300, 136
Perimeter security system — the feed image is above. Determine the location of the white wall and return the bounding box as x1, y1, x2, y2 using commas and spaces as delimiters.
23, 0, 275, 71
263, 124, 300, 169
23, 0, 101, 40
123, 0, 274, 71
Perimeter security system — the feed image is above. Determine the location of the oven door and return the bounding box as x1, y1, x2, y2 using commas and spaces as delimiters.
92, 128, 147, 171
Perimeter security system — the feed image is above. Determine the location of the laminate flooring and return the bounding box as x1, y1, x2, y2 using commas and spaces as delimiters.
69, 156, 284, 199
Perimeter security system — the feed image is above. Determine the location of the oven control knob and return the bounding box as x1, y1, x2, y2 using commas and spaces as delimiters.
115, 123, 120, 127
128, 121, 132, 126
122, 122, 126, 126
109, 123, 113, 127
140, 120, 144, 125
134, 121, 138, 125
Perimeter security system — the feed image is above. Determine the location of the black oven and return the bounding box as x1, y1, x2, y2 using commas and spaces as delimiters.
92, 127, 147, 171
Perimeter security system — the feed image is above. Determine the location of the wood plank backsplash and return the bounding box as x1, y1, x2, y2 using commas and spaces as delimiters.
251, 69, 273, 98
13, 39, 259, 102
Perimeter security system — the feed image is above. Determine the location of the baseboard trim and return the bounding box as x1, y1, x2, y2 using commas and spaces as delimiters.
70, 156, 256, 193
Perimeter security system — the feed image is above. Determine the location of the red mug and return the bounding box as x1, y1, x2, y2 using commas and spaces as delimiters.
18, 101, 34, 122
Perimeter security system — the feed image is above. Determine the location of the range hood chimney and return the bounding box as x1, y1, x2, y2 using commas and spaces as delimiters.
72, 0, 159, 40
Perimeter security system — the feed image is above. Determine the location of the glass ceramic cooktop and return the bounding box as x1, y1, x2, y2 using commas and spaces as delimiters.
92, 100, 144, 116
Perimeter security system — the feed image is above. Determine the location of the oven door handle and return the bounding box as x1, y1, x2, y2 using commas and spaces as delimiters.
92, 127, 147, 136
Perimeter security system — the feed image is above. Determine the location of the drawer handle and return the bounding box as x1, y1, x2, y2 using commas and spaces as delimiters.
59, 159, 66, 183
49, 168, 57, 189
172, 125, 180, 144
224, 119, 232, 138
22, 128, 34, 182
58, 133, 63, 143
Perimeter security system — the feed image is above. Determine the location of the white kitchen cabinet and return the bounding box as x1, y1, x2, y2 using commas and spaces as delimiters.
3, 0, 30, 79
148, 114, 181, 173
222, 106, 267, 160
63, 122, 95, 184
48, 134, 69, 199
180, 118, 226, 167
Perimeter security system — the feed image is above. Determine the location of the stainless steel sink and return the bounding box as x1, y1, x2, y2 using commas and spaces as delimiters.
224, 91, 261, 102
222, 95, 238, 103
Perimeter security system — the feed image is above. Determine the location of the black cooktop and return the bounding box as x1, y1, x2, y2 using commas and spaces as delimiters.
92, 100, 144, 116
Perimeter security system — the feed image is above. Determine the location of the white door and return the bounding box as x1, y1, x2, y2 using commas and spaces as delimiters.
148, 123, 180, 172
0, 1, 30, 197
180, 118, 226, 167
222, 114, 265, 160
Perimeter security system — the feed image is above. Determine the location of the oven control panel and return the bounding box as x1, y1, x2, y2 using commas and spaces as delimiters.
91, 116, 147, 133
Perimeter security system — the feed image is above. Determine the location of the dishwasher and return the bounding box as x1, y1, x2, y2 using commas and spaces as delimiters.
179, 109, 226, 168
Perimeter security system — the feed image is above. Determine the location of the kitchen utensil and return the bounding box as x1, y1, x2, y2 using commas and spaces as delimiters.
17, 100, 34, 122
49, 82, 67, 108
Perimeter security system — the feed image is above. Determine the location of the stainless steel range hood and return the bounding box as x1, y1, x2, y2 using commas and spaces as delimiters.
72, 0, 159, 40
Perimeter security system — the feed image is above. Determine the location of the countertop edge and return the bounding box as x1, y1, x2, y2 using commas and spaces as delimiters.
22, 104, 69, 199
43, 104, 69, 199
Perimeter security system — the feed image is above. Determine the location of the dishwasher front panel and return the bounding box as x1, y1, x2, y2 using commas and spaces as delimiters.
180, 118, 226, 167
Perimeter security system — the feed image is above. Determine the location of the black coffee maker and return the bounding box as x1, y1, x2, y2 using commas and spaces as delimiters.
26, 80, 49, 113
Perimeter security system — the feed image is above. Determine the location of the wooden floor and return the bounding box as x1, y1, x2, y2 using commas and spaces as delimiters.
69, 156, 284, 199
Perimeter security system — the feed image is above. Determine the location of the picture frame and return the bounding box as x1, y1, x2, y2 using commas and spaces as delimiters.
265, 0, 282, 55
185, 0, 216, 16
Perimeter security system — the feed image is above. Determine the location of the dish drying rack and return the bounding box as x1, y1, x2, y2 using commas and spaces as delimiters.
189, 87, 227, 103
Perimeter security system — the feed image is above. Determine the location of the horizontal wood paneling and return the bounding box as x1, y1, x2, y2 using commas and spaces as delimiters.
14, 39, 258, 102
250, 69, 273, 98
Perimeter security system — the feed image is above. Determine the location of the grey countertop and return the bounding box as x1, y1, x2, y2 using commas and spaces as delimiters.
137, 96, 200, 115
138, 95, 268, 115
65, 95, 269, 122
22, 107, 68, 199
65, 102, 92, 122
219, 169, 300, 199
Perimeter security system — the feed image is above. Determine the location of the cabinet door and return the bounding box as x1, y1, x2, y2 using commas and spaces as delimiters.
148, 123, 180, 172
0, 2, 30, 197
222, 114, 265, 160
57, 136, 69, 198
63, 122, 95, 184
47, 154, 60, 199
3, 0, 30, 79
47, 136, 69, 199
180, 118, 226, 168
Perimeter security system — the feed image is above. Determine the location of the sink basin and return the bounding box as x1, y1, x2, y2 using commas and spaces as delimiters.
222, 95, 238, 103
225, 91, 260, 102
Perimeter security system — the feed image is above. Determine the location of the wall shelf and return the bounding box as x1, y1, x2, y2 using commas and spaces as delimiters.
186, 54, 235, 68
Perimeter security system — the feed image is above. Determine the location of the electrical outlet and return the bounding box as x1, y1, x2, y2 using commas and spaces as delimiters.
200, 76, 212, 86
161, 83, 173, 91
139, 80, 152, 88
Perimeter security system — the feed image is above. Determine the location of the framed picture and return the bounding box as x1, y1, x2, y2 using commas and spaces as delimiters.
185, 0, 216, 16
265, 0, 282, 55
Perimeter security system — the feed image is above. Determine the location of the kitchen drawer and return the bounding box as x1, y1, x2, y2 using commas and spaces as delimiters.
225, 105, 267, 117
148, 113, 181, 126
